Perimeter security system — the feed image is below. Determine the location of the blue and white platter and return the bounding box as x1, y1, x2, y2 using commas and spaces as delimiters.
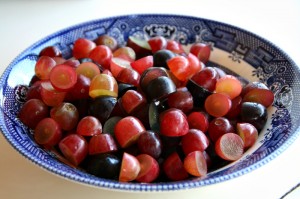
0, 14, 299, 191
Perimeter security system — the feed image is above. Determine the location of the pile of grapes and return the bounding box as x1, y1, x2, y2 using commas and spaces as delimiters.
18, 34, 274, 183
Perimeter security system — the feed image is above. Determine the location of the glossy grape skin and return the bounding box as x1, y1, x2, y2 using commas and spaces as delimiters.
241, 81, 269, 97
167, 87, 193, 114
183, 151, 207, 177
40, 81, 66, 107
191, 67, 219, 92
89, 74, 118, 98
215, 75, 242, 99
208, 117, 234, 143
67, 74, 91, 101
50, 102, 79, 131
240, 102, 268, 131
186, 78, 212, 107
205, 93, 232, 117
181, 129, 209, 155
163, 152, 189, 181
79, 57, 105, 72
166, 40, 185, 54
237, 123, 258, 148
76, 116, 102, 136
117, 83, 136, 98
39, 46, 62, 58
186, 53, 202, 77
114, 116, 146, 148
130, 55, 153, 75
159, 108, 189, 137
88, 134, 118, 155
153, 49, 175, 69
148, 36, 167, 53
226, 95, 242, 119
243, 88, 274, 108
126, 36, 152, 59
139, 67, 168, 93
26, 80, 42, 101
85, 153, 121, 180
146, 76, 176, 101
35, 56, 56, 80
53, 57, 66, 65
137, 130, 162, 159
167, 55, 190, 82
117, 68, 140, 87
189, 42, 211, 63
88, 45, 112, 70
88, 96, 117, 124
136, 154, 160, 183
63, 59, 80, 68
76, 62, 100, 80
103, 116, 122, 135
19, 33, 278, 183
72, 38, 96, 59
34, 117, 62, 148
119, 90, 147, 115
187, 111, 209, 133
113, 46, 136, 62
95, 34, 118, 51
18, 99, 49, 129
119, 152, 141, 182
59, 134, 88, 166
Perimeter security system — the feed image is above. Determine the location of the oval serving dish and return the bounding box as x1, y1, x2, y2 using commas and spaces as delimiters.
0, 14, 299, 191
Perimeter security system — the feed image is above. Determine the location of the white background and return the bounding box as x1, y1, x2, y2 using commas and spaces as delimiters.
0, 0, 299, 198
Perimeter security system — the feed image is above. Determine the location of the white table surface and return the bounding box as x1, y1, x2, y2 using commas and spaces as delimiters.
0, 0, 300, 198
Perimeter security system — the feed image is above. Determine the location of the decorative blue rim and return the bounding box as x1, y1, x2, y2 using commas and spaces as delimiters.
0, 14, 300, 191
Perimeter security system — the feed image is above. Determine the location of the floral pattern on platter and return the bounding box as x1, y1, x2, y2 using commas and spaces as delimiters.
0, 14, 299, 191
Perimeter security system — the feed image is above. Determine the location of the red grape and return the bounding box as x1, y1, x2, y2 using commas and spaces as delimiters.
17, 33, 275, 183
34, 117, 62, 148
35, 56, 56, 80
76, 116, 102, 136
49, 64, 78, 92
215, 133, 244, 161
72, 38, 96, 59
205, 93, 232, 117
18, 99, 49, 129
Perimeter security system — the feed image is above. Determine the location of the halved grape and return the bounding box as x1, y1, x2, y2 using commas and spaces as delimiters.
215, 75, 242, 99
49, 64, 78, 92
153, 49, 175, 69
76, 116, 102, 136
34, 117, 62, 148
89, 74, 118, 98
240, 102, 268, 131
85, 153, 120, 179
95, 34, 118, 51
50, 102, 79, 131
40, 81, 66, 107
205, 93, 232, 117
76, 62, 100, 80
146, 76, 176, 101
215, 133, 244, 161
35, 56, 56, 80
